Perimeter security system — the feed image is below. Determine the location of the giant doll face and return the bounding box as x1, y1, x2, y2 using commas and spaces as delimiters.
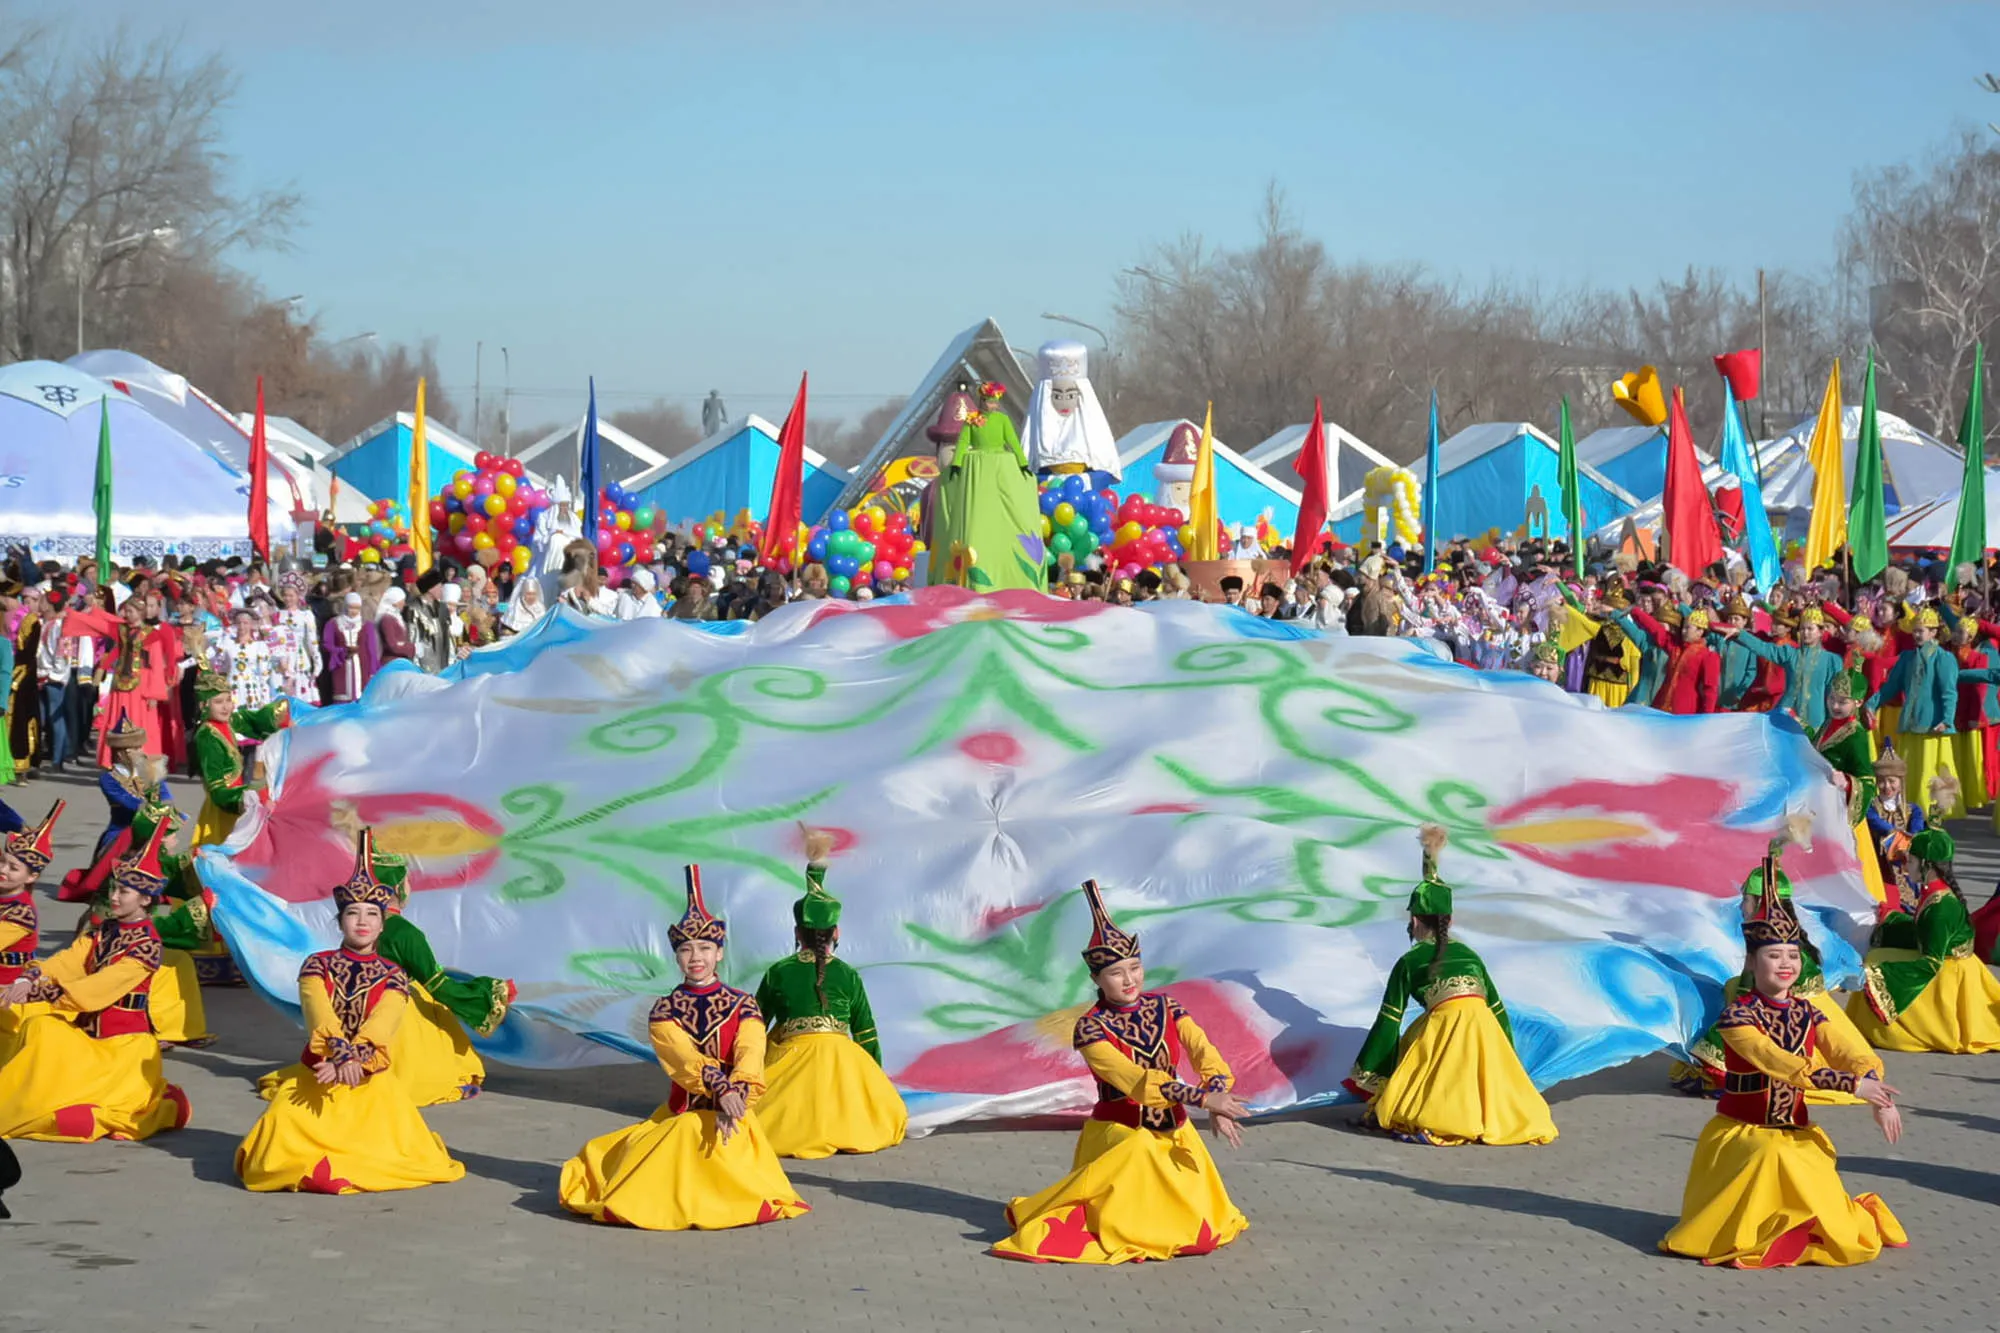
1051, 378, 1082, 417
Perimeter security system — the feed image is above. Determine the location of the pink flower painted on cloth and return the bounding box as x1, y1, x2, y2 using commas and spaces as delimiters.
800, 584, 1112, 639
893, 979, 1290, 1105
958, 730, 1026, 766
231, 752, 507, 904
1490, 775, 1857, 896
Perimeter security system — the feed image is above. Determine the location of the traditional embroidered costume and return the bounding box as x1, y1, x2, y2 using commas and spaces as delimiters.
256, 844, 511, 1107
56, 718, 170, 901
0, 820, 191, 1142
1813, 671, 1886, 905
1865, 612, 1962, 821
753, 850, 905, 1159
190, 670, 290, 847
558, 867, 809, 1231
0, 803, 65, 1061
1863, 745, 1922, 925
235, 832, 464, 1194
1846, 829, 2000, 1053
1671, 829, 1865, 1106
992, 879, 1248, 1264
1660, 898, 1906, 1268
1344, 826, 1556, 1146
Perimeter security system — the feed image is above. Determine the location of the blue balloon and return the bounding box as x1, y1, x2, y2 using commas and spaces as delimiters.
1039, 491, 1060, 516
617, 541, 635, 564
444, 494, 462, 514
828, 509, 851, 532
1062, 475, 1087, 500
806, 533, 829, 562
512, 516, 535, 541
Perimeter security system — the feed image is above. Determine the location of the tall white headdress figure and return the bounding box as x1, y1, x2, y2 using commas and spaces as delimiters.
1024, 338, 1121, 481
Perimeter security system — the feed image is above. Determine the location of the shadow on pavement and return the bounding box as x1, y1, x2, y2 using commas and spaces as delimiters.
787, 1170, 1010, 1242
1287, 1161, 1672, 1252
1911, 1105, 2000, 1136
143, 1125, 242, 1187
1842, 1155, 2000, 1205
450, 1146, 563, 1215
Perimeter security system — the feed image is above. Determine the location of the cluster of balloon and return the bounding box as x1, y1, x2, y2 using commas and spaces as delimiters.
592, 480, 669, 570
348, 498, 413, 565
689, 508, 764, 555
1037, 475, 1190, 576
801, 506, 920, 597
430, 452, 554, 576
1102, 493, 1189, 579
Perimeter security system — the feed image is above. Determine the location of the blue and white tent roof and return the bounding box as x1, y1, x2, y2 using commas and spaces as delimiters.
623, 414, 851, 528
1116, 419, 1303, 532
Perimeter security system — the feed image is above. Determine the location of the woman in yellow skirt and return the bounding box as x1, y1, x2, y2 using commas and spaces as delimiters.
256, 841, 503, 1108
1345, 826, 1556, 1146
754, 832, 905, 1159
1670, 822, 1865, 1106
0, 820, 190, 1142
1847, 828, 2000, 1053
559, 866, 809, 1231
0, 802, 65, 1062
1865, 607, 1963, 823
236, 830, 464, 1194
993, 879, 1250, 1264
1661, 896, 1906, 1268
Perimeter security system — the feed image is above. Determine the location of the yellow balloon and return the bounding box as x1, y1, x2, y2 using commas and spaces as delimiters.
484, 493, 507, 517
1040, 516, 1054, 539
1177, 524, 1195, 548
866, 506, 887, 531
495, 473, 517, 498
448, 513, 466, 534
452, 479, 474, 500
472, 530, 495, 550
359, 547, 381, 563
1053, 502, 1077, 527
615, 511, 633, 531
1115, 520, 1143, 545
511, 544, 533, 574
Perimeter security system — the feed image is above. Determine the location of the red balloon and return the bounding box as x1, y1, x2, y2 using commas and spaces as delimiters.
506, 458, 525, 477
507, 492, 529, 516
428, 499, 448, 527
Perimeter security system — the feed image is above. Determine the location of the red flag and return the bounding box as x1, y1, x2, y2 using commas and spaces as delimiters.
758, 372, 808, 569
248, 374, 271, 562
1288, 397, 1330, 575
1662, 385, 1722, 577
1713, 348, 1761, 402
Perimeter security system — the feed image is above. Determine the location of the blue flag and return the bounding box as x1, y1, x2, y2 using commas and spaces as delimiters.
1420, 388, 1441, 572
1718, 381, 1778, 592
580, 376, 601, 537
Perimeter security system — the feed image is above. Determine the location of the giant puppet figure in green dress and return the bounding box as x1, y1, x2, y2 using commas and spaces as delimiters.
927, 382, 1047, 593
753, 830, 906, 1160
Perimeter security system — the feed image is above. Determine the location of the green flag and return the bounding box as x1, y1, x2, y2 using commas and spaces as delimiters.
1557, 395, 1583, 575
93, 395, 113, 572
1947, 343, 1987, 588
1849, 350, 1888, 582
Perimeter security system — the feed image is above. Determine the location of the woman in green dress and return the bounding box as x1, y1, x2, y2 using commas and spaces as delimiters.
1847, 827, 2000, 1053
753, 830, 905, 1159
929, 382, 1046, 593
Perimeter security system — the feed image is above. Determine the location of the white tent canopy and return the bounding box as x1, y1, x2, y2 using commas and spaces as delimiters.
1756, 407, 1963, 515
1882, 468, 2000, 549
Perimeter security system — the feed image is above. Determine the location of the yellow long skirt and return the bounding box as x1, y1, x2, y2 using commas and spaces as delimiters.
993, 1117, 1247, 1264
1898, 731, 1962, 820
1854, 821, 1888, 905
758, 1032, 908, 1160
1660, 1115, 1906, 1267
1368, 996, 1557, 1146
1953, 731, 1989, 810
151, 950, 213, 1047
0, 1000, 55, 1064
1845, 955, 2000, 1054
193, 797, 238, 849
558, 1105, 809, 1231
258, 980, 483, 1107
0, 1015, 189, 1141
1585, 679, 1631, 709
235, 1066, 464, 1194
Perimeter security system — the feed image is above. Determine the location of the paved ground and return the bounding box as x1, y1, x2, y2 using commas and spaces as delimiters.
3, 766, 1998, 1333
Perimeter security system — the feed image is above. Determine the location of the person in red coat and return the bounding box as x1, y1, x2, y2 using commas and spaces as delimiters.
1627, 605, 1721, 715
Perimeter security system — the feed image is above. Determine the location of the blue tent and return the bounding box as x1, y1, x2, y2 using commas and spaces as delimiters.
329, 412, 488, 509
1575, 426, 1671, 501
626, 415, 851, 528
1329, 422, 1639, 544
1115, 420, 1302, 533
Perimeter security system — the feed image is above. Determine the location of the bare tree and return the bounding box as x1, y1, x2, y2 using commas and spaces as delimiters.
1844, 128, 2000, 443
0, 27, 300, 361
608, 398, 702, 456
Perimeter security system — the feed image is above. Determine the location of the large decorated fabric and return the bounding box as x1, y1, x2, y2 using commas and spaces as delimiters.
196, 589, 1874, 1132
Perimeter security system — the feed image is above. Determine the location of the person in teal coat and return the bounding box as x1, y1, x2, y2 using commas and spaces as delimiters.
1713, 598, 1761, 710
1711, 606, 1849, 729
1614, 597, 1670, 709
1866, 607, 1963, 822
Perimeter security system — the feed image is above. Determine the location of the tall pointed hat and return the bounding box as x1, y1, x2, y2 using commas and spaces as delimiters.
333, 828, 401, 914
670, 863, 727, 947
6, 800, 66, 878
111, 814, 174, 900
1407, 824, 1453, 917
1080, 878, 1139, 973
793, 828, 841, 931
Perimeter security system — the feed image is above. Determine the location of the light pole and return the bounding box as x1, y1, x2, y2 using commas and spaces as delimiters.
1041, 311, 1110, 349
501, 346, 512, 453
77, 224, 177, 354
329, 331, 378, 352
1123, 265, 1186, 292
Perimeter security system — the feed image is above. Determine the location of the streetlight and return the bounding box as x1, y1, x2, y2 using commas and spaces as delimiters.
328, 331, 379, 350
1123, 265, 1185, 292
1041, 311, 1110, 349
77, 223, 178, 354
501, 346, 512, 453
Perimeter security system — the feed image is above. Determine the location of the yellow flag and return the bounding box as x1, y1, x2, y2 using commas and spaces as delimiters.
410, 377, 433, 574
1186, 402, 1219, 560
1802, 359, 1846, 572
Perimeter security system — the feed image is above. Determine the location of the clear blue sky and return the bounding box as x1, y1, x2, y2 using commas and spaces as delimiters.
30, 0, 2000, 431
